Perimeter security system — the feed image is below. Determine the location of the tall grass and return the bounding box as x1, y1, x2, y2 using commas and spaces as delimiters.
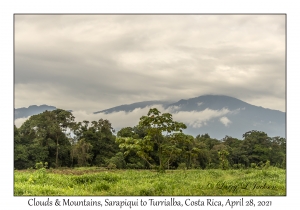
14, 167, 286, 196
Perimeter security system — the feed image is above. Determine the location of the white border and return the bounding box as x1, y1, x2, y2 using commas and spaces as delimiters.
2, 0, 298, 209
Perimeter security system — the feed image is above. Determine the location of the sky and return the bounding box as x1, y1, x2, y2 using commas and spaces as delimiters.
14, 15, 286, 128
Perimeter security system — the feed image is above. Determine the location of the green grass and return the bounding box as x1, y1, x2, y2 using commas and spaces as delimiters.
14, 167, 286, 196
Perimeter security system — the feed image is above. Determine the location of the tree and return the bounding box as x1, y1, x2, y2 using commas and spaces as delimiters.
117, 108, 187, 171
17, 109, 75, 168
52, 109, 75, 167
117, 127, 135, 138
73, 119, 119, 166
269, 136, 286, 168
194, 134, 222, 168
218, 150, 230, 170
221, 136, 243, 166
241, 130, 272, 165
14, 125, 29, 169
107, 152, 126, 169
116, 126, 147, 169
174, 133, 200, 169
73, 138, 93, 167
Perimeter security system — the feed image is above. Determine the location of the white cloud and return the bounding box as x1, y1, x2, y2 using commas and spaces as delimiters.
70, 106, 233, 131
14, 117, 30, 128
165, 105, 181, 112
13, 105, 248, 132
72, 105, 166, 130
174, 108, 231, 128
219, 116, 232, 127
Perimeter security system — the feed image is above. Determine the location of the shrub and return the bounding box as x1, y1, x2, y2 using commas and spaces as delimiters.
107, 163, 117, 170
237, 163, 245, 169
250, 163, 257, 169
177, 163, 187, 170
264, 160, 271, 169
218, 150, 229, 170
207, 163, 218, 169
35, 162, 48, 169
258, 161, 264, 168
233, 164, 238, 169
107, 152, 126, 169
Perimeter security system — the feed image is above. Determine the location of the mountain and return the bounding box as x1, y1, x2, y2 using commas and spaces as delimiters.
94, 100, 171, 114
14, 105, 57, 120
94, 95, 286, 139
14, 95, 286, 139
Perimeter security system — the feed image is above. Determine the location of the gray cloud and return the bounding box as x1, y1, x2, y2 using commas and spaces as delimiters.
15, 15, 285, 113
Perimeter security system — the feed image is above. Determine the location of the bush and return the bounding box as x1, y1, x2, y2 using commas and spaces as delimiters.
264, 160, 270, 169
250, 163, 257, 169
126, 162, 145, 169
107, 152, 126, 169
237, 163, 245, 169
207, 163, 218, 169
177, 163, 187, 170
107, 163, 117, 170
233, 164, 245, 169
218, 150, 229, 170
35, 162, 48, 169
258, 161, 264, 168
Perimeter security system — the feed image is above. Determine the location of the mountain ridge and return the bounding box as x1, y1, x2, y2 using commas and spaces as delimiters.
14, 105, 57, 120
14, 95, 286, 139
93, 100, 172, 114
93, 94, 285, 139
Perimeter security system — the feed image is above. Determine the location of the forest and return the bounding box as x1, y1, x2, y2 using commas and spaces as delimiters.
14, 108, 286, 171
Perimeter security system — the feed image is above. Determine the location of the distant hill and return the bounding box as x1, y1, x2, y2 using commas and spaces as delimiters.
14, 105, 57, 120
94, 100, 171, 114
94, 95, 286, 139
15, 95, 286, 139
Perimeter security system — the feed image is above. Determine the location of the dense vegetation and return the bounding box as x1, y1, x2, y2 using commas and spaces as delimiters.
14, 108, 286, 171
14, 167, 286, 196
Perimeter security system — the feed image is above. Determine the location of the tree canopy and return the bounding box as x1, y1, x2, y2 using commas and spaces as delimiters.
14, 108, 286, 171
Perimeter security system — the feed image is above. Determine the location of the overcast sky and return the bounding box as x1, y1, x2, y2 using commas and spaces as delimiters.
15, 15, 285, 116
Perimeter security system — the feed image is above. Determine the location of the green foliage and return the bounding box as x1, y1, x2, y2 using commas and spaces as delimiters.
93, 183, 110, 191
264, 160, 271, 169
117, 127, 135, 138
107, 152, 126, 169
107, 163, 117, 170
73, 139, 93, 167
15, 109, 74, 168
35, 162, 48, 169
15, 107, 286, 172
233, 163, 245, 169
117, 108, 187, 171
177, 163, 187, 170
218, 150, 230, 170
250, 163, 257, 168
73, 119, 118, 166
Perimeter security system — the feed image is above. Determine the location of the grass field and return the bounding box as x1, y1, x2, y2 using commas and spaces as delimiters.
14, 167, 286, 196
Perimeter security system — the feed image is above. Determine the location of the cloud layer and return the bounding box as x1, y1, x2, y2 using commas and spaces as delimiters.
15, 15, 286, 112
15, 105, 237, 133
69, 105, 236, 133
